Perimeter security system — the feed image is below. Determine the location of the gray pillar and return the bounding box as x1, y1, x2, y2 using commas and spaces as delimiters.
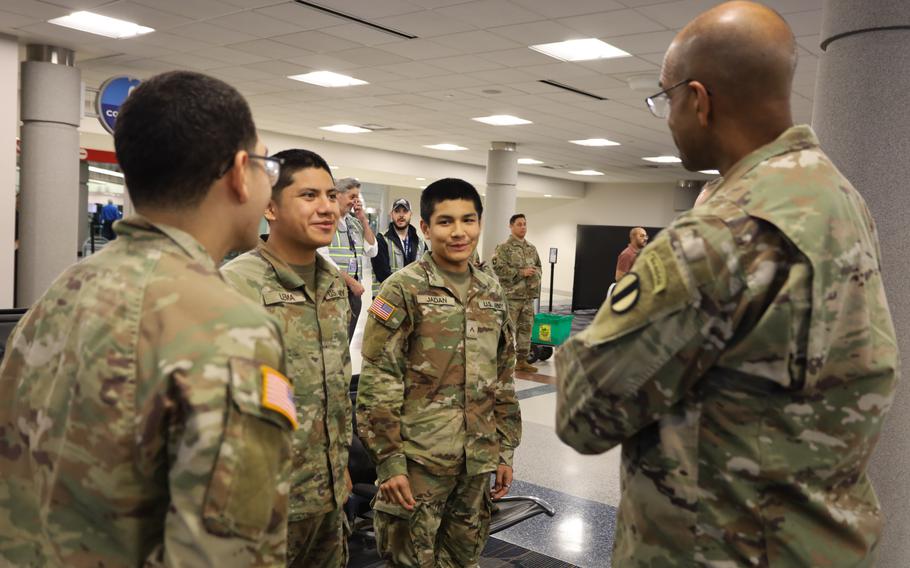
77, 161, 89, 256
811, 3, 910, 564
481, 141, 517, 262
0, 35, 17, 308
17, 45, 82, 306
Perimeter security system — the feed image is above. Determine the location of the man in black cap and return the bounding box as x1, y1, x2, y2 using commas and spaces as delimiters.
371, 198, 426, 297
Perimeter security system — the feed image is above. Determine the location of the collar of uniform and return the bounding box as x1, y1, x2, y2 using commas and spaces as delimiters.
421, 251, 486, 294
256, 238, 306, 291
719, 124, 819, 189
116, 215, 216, 270
507, 234, 524, 244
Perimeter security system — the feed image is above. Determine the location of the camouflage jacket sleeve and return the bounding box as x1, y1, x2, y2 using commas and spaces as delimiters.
138, 287, 294, 566
491, 243, 519, 285
494, 290, 521, 466
355, 281, 412, 482
555, 213, 786, 453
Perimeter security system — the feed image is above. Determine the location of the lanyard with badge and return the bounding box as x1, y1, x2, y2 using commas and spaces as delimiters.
346, 224, 359, 279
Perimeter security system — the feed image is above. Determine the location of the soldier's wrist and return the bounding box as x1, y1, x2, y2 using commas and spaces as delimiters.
377, 455, 408, 482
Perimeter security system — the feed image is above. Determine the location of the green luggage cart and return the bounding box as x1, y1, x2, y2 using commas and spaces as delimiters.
527, 312, 574, 364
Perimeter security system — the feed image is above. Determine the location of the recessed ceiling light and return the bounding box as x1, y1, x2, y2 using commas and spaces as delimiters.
529, 38, 631, 62
320, 124, 371, 134
472, 115, 532, 126
424, 143, 468, 151
643, 156, 682, 164
288, 71, 368, 88
416, 177, 426, 181
89, 166, 124, 178
570, 138, 620, 147
699, 169, 720, 175
569, 169, 605, 176
518, 158, 543, 165
544, 194, 552, 197
48, 11, 154, 39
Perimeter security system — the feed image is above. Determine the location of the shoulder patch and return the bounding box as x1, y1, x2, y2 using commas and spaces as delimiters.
369, 295, 397, 321
260, 366, 298, 430
610, 273, 640, 314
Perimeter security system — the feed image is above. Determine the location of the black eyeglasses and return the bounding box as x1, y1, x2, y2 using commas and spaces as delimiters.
219, 153, 284, 187
645, 78, 696, 118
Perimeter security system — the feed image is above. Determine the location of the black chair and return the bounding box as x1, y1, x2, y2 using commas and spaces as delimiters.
346, 376, 555, 541
0, 309, 28, 361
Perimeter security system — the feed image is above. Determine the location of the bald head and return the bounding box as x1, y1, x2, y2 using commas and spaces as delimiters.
663, 2, 796, 108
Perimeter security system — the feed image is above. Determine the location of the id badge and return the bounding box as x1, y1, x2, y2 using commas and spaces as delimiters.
348, 259, 358, 274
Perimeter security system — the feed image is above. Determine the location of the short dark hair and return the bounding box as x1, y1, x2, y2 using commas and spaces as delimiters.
270, 149, 333, 201
420, 178, 483, 224
509, 214, 526, 225
114, 71, 257, 209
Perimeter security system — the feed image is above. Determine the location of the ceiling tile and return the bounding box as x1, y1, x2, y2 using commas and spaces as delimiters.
468, 67, 538, 84
333, 47, 412, 66
513, 0, 625, 18
282, 53, 362, 70
1, 0, 69, 19
0, 10, 38, 29
376, 10, 476, 38
577, 55, 658, 75
155, 52, 227, 70
271, 30, 362, 52
303, 0, 426, 19
206, 64, 280, 82
606, 30, 676, 55
373, 60, 449, 79
170, 22, 260, 45
229, 39, 313, 59
478, 47, 554, 68
132, 0, 240, 20
134, 32, 212, 52
634, 0, 718, 30
254, 2, 348, 29
489, 20, 581, 45
319, 23, 406, 46
377, 39, 462, 61
797, 34, 822, 57
94, 1, 194, 30
245, 59, 311, 76
433, 30, 522, 53
195, 46, 270, 65
207, 11, 303, 38
559, 9, 665, 37
784, 10, 823, 37
42, 0, 136, 9
219, 0, 287, 7
435, 0, 543, 28
428, 54, 503, 73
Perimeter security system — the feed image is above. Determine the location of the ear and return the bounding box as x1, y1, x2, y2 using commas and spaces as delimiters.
226, 150, 252, 204
420, 219, 430, 239
690, 80, 711, 128
264, 197, 279, 222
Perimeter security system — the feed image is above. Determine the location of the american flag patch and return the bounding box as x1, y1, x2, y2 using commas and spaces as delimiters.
369, 295, 396, 321
261, 366, 298, 430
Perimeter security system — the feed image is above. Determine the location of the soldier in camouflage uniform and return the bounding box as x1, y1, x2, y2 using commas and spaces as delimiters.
492, 214, 542, 373
556, 3, 899, 566
357, 178, 522, 567
0, 71, 297, 566
222, 149, 352, 567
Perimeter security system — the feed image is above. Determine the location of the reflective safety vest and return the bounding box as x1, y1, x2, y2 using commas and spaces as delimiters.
327, 216, 363, 280
372, 233, 426, 297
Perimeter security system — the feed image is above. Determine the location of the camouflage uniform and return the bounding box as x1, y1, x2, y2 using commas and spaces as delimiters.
222, 239, 352, 568
0, 217, 295, 567
492, 235, 542, 361
357, 252, 522, 568
556, 125, 899, 566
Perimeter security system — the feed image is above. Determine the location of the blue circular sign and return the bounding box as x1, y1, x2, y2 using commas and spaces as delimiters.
96, 76, 141, 134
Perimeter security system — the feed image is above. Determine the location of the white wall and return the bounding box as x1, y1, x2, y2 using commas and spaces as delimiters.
0, 35, 17, 308
519, 182, 681, 300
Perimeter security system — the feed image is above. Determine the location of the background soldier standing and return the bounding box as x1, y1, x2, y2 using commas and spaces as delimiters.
357, 178, 522, 567
492, 214, 542, 373
0, 71, 296, 566
556, 2, 899, 566
222, 149, 352, 567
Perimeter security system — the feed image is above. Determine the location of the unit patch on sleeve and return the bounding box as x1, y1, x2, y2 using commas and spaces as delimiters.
610, 272, 641, 314
369, 295, 397, 321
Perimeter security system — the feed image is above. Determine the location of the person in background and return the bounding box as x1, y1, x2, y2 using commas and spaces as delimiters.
371, 197, 426, 298
222, 149, 352, 568
100, 198, 122, 240
614, 227, 648, 281
0, 70, 295, 566
556, 2, 898, 565
492, 214, 542, 373
318, 177, 377, 341
357, 178, 521, 568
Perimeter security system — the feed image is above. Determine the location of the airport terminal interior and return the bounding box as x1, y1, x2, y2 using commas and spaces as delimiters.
1, 1, 910, 567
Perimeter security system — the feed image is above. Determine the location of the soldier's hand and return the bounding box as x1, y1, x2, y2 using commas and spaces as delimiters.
491, 465, 513, 499
379, 474, 416, 510
520, 267, 536, 277
344, 469, 353, 503
350, 281, 365, 297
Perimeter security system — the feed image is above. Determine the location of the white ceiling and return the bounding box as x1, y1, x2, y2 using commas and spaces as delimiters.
2, 0, 825, 184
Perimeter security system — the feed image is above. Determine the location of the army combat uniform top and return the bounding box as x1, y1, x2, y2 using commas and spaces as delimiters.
556, 126, 898, 567
357, 252, 522, 483
222, 240, 353, 519
491, 235, 542, 301
0, 217, 296, 567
